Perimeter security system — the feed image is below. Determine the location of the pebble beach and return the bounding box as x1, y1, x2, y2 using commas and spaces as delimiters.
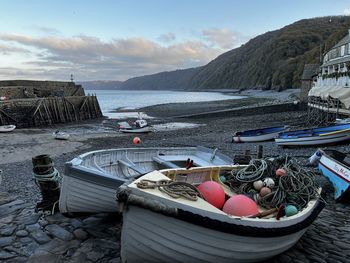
0, 89, 350, 263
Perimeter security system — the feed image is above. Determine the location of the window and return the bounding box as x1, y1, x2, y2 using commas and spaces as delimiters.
341, 45, 345, 56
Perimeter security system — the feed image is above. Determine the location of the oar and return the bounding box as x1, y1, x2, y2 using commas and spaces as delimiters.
319, 128, 350, 137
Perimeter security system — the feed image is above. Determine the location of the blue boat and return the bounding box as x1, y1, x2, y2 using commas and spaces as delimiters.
275, 123, 350, 146
232, 126, 288, 142
317, 149, 350, 200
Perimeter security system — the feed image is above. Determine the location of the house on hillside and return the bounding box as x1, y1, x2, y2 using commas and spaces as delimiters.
308, 29, 350, 124
300, 64, 319, 102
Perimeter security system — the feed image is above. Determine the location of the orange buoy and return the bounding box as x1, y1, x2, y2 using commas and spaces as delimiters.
259, 187, 272, 197
222, 195, 259, 217
276, 168, 287, 177
197, 181, 225, 209
133, 137, 141, 144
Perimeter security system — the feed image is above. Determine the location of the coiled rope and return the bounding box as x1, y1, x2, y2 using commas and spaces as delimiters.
136, 179, 203, 201
227, 156, 321, 210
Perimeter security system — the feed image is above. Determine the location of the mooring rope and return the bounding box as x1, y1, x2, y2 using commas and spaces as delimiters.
136, 179, 203, 201
33, 167, 62, 184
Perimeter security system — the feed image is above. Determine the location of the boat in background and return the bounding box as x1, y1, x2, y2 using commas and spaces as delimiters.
118, 165, 324, 263
275, 123, 350, 146
52, 130, 70, 140
59, 146, 233, 213
118, 113, 152, 133
233, 126, 288, 142
316, 149, 350, 200
0, 125, 16, 132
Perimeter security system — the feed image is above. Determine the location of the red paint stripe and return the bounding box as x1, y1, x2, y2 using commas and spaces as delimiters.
319, 160, 350, 184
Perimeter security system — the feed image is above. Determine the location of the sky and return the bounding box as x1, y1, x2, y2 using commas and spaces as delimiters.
0, 0, 350, 82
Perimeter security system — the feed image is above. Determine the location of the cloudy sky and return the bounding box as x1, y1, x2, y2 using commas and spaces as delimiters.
0, 0, 349, 81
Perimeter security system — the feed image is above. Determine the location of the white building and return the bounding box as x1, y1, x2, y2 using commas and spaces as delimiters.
308, 29, 350, 117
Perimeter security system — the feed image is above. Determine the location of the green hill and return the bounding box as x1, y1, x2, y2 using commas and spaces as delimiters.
120, 16, 350, 91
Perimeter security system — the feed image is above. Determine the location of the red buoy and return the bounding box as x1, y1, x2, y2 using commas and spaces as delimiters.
223, 195, 259, 217
197, 181, 225, 209
133, 137, 141, 144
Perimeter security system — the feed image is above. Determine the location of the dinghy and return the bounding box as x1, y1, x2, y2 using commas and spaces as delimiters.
59, 146, 233, 213
316, 149, 350, 200
119, 119, 152, 133
275, 123, 350, 146
118, 159, 324, 263
0, 125, 16, 132
233, 126, 288, 142
52, 130, 70, 140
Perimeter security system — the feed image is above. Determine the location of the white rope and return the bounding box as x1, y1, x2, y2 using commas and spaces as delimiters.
33, 168, 61, 183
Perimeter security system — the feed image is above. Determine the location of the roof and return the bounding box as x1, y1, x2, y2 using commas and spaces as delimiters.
332, 33, 350, 49
301, 64, 319, 80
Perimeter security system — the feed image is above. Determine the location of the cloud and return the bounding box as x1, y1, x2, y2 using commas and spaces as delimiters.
0, 33, 225, 81
202, 28, 250, 49
345, 8, 350, 16
158, 32, 176, 43
0, 43, 30, 55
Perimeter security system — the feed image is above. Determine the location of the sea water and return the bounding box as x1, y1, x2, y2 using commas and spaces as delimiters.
86, 89, 244, 118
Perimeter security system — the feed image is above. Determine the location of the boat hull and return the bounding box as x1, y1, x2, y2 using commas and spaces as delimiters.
119, 126, 152, 133
233, 131, 281, 142
0, 125, 16, 132
318, 153, 350, 199
121, 206, 306, 263
275, 132, 350, 146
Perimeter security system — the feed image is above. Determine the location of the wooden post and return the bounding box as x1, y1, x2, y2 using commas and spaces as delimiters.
257, 145, 263, 159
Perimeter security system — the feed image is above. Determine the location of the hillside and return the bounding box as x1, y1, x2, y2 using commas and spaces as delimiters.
119, 68, 200, 90
120, 16, 350, 91
78, 80, 123, 90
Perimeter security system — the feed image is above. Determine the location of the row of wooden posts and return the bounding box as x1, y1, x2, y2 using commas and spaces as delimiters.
0, 95, 103, 127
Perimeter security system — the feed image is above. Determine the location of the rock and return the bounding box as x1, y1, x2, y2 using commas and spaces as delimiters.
0, 251, 16, 260
0, 214, 15, 225
0, 225, 17, 236
15, 213, 41, 225
69, 219, 82, 229
28, 251, 63, 263
45, 213, 70, 224
73, 229, 88, 241
37, 238, 80, 255
26, 223, 41, 233
20, 237, 33, 244
67, 252, 87, 263
16, 230, 29, 237
0, 236, 15, 247
31, 230, 51, 244
86, 251, 105, 262
46, 224, 74, 241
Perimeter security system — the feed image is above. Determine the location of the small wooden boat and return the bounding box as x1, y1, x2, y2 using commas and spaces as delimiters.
118, 163, 324, 263
317, 149, 350, 200
59, 146, 233, 213
119, 119, 152, 133
0, 125, 16, 132
52, 130, 70, 140
233, 126, 288, 142
275, 123, 350, 146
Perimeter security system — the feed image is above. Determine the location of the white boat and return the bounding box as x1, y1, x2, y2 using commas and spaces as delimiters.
52, 130, 70, 140
317, 149, 350, 200
275, 123, 350, 146
119, 119, 152, 133
0, 125, 16, 132
59, 146, 233, 213
233, 126, 288, 142
118, 165, 324, 263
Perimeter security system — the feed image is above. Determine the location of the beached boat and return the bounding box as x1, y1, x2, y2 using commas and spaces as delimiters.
52, 130, 70, 140
316, 149, 350, 200
275, 123, 350, 146
233, 126, 288, 142
118, 162, 324, 263
0, 124, 16, 132
118, 119, 152, 133
59, 146, 233, 213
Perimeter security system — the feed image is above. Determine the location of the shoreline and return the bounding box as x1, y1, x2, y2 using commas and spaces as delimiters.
1, 88, 350, 262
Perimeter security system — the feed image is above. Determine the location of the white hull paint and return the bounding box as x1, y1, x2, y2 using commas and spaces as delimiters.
119, 126, 152, 133
59, 175, 118, 213
275, 132, 350, 146
0, 125, 16, 132
121, 206, 306, 263
233, 131, 281, 142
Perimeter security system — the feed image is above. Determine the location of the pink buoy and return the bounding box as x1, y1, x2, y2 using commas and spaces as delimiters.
259, 187, 272, 197
197, 181, 226, 209
276, 168, 287, 177
133, 137, 141, 144
223, 194, 259, 217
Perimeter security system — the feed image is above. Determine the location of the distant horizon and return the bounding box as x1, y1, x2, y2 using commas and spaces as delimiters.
1, 0, 350, 82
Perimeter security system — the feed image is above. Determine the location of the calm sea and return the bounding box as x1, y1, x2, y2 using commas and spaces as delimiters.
86, 90, 244, 118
